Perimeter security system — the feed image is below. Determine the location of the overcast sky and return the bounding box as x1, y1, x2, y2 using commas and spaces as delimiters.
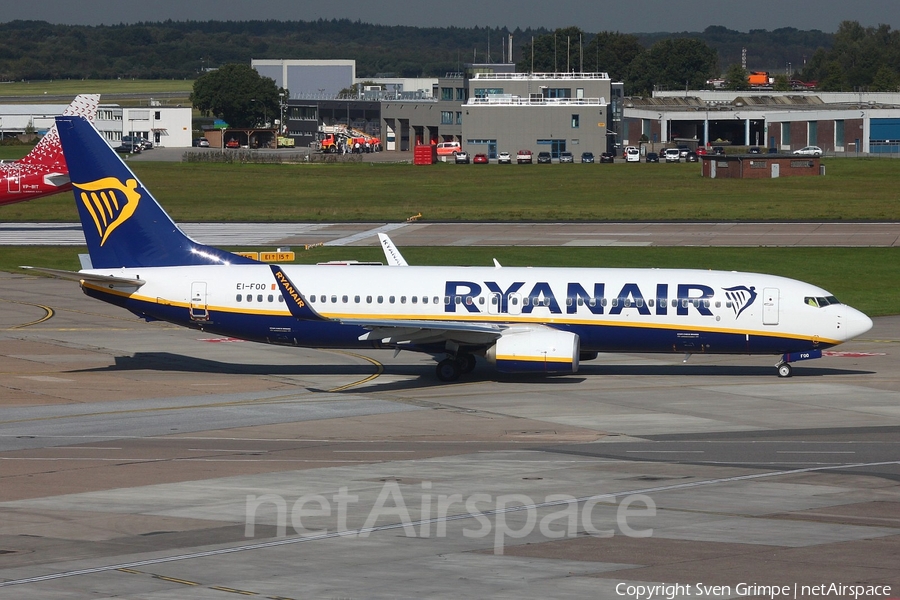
3, 0, 899, 32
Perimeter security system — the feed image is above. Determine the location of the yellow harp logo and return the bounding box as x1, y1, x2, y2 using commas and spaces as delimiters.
74, 177, 141, 246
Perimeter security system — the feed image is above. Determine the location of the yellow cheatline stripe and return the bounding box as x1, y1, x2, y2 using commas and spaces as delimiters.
0, 298, 54, 329
495, 354, 572, 363
318, 349, 385, 392
81, 284, 840, 345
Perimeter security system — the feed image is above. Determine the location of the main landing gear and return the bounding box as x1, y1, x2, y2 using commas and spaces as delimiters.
435, 353, 477, 382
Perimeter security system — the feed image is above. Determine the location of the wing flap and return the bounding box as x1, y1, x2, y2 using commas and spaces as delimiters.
346, 318, 502, 345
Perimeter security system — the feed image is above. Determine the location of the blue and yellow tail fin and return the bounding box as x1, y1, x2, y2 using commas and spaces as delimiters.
56, 115, 257, 269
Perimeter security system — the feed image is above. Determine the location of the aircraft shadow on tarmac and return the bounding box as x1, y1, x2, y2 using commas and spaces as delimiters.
73, 352, 873, 394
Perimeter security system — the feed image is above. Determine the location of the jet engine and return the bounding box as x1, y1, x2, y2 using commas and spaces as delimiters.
485, 325, 580, 374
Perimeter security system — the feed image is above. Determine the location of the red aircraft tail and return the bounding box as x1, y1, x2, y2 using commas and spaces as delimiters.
18, 94, 100, 169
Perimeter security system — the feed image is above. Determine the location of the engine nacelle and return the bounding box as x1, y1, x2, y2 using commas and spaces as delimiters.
486, 326, 580, 374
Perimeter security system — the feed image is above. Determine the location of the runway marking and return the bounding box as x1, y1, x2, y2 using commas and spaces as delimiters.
0, 298, 54, 329
318, 349, 384, 392
3, 458, 898, 589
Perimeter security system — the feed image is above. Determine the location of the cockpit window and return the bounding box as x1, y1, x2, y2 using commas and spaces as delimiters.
805, 296, 842, 308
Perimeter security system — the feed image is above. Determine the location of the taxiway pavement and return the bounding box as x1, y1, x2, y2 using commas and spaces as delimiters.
0, 271, 898, 599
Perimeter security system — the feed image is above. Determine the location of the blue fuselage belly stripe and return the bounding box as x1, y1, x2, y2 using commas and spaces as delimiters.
87, 289, 829, 355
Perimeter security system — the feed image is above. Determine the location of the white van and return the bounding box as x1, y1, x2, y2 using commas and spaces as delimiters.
436, 141, 461, 156
625, 147, 640, 162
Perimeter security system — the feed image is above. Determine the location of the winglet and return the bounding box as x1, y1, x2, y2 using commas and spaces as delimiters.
378, 233, 408, 266
269, 265, 327, 321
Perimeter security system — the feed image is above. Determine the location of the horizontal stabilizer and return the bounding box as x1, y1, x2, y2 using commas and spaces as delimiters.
20, 266, 145, 287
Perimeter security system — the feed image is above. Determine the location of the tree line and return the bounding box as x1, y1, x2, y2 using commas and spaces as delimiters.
0, 18, 894, 93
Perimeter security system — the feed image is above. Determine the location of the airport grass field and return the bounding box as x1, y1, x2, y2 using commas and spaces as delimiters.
1, 152, 898, 315
1, 157, 899, 222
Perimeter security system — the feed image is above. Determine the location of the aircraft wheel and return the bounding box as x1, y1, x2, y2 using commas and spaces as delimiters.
457, 354, 477, 374
436, 358, 461, 382
777, 363, 793, 378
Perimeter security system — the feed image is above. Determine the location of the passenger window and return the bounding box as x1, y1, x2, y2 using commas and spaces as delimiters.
366, 296, 372, 303
412, 296, 418, 304
377, 296, 384, 304
390, 296, 396, 303
478, 297, 485, 305
444, 296, 450, 305
623, 299, 632, 307
455, 296, 462, 305
278, 295, 284, 302
671, 299, 678, 308
422, 296, 428, 304
354, 295, 360, 303
523, 297, 530, 306
268, 294, 274, 302
577, 298, 584, 306
601, 298, 607, 306
610, 298, 618, 307
257, 295, 263, 302
491, 296, 498, 305
510, 297, 518, 306
636, 298, 644, 307
465, 296, 473, 305
342, 295, 348, 303
400, 296, 406, 304
236, 294, 242, 302
331, 295, 337, 303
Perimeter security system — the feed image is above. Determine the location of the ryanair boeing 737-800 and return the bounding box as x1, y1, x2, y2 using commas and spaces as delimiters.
24, 116, 873, 382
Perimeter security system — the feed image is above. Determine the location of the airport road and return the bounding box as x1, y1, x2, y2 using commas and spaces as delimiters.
1, 271, 899, 598
3, 221, 900, 247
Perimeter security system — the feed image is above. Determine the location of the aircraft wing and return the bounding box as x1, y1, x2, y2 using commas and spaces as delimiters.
343, 318, 502, 345
20, 266, 146, 287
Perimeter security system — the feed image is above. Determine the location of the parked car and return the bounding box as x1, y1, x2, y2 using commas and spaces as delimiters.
455, 151, 470, 164
625, 147, 640, 162
192, 138, 210, 148
712, 146, 726, 155
516, 149, 533, 164
497, 151, 512, 164
695, 147, 707, 155
122, 135, 152, 150
580, 152, 595, 163
537, 151, 552, 164
559, 151, 574, 163
645, 152, 659, 163
599, 152, 615, 163
664, 148, 681, 162
748, 146, 762, 154
793, 145, 822, 156
473, 153, 489, 164
114, 142, 142, 154
677, 145, 690, 157
685, 151, 699, 162
225, 138, 241, 148
623, 145, 638, 158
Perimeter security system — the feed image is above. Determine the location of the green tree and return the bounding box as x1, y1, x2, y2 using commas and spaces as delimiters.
190, 63, 283, 128
584, 31, 645, 81
871, 65, 899, 91
773, 73, 790, 91
627, 37, 718, 93
723, 63, 749, 90
517, 26, 586, 73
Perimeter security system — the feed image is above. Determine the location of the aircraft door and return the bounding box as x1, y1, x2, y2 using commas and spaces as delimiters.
190, 281, 209, 321
507, 293, 523, 316
7, 166, 21, 193
762, 287, 779, 325
488, 293, 501, 315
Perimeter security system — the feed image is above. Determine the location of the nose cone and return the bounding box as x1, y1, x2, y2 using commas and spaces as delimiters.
841, 306, 873, 341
